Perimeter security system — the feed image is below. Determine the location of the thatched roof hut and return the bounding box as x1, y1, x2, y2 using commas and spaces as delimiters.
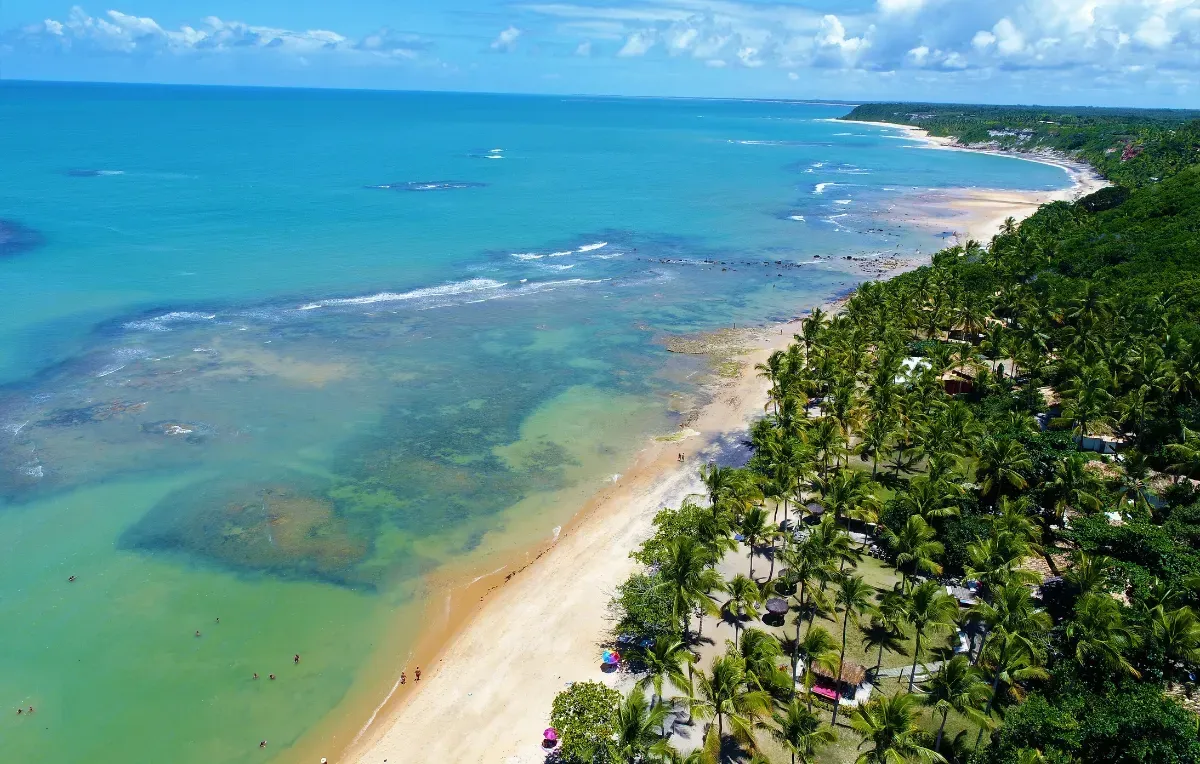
811, 659, 868, 687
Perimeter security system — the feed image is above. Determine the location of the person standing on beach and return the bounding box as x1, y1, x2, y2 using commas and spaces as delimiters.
415, 667, 421, 681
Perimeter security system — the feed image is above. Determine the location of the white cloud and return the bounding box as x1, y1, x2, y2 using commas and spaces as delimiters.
787, 70, 799, 80
877, 0, 925, 14
575, 40, 591, 56
491, 26, 521, 51
8, 6, 430, 62
617, 30, 655, 56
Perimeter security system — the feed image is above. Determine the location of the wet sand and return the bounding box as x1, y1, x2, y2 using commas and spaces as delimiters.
332, 138, 1103, 764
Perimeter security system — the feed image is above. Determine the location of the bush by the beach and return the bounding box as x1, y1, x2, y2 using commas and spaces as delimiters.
630, 500, 711, 568
610, 572, 681, 642
549, 681, 621, 764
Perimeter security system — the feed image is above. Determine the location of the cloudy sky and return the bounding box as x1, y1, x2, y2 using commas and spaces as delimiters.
2, 1, 1198, 106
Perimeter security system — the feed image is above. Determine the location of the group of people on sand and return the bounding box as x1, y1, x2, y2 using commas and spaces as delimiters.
400, 667, 421, 684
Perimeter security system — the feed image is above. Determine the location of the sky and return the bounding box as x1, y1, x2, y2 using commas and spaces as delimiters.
1, 1, 1198, 107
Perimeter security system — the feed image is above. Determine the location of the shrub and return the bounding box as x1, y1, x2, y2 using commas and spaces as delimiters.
549, 681, 621, 764
609, 572, 679, 642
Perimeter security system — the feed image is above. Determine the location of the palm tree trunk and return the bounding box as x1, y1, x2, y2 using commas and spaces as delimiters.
935, 709, 948, 752
831, 611, 851, 728
907, 632, 922, 692
975, 666, 1003, 750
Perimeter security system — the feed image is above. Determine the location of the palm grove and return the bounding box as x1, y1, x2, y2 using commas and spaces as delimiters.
548, 111, 1200, 764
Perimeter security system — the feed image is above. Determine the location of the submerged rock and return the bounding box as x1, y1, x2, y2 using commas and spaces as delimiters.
0, 219, 45, 257
121, 476, 377, 587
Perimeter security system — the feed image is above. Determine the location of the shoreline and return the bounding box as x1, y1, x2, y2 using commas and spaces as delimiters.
326, 129, 1100, 764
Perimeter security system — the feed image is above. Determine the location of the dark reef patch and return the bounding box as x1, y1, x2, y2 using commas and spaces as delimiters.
0, 219, 45, 257
121, 473, 381, 588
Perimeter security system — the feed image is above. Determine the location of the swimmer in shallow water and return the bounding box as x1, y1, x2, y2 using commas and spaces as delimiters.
400, 672, 406, 684
294, 654, 300, 664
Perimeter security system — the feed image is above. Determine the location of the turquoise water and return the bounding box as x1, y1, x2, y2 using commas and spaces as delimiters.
0, 82, 1069, 763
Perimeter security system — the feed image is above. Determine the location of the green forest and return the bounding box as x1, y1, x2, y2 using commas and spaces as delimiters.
842, 102, 1200, 188
546, 104, 1200, 763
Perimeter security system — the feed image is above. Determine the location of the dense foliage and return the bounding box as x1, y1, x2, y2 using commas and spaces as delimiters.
550, 681, 623, 763
552, 103, 1200, 763
842, 103, 1200, 188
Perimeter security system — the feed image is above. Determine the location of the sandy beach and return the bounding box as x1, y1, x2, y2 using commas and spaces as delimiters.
336, 134, 1102, 764
866, 122, 1109, 244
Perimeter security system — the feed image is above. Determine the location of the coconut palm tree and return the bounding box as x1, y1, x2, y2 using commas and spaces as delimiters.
830, 574, 876, 728
966, 584, 1051, 668
739, 506, 774, 580
1165, 428, 1200, 482
1149, 606, 1200, 682
723, 574, 762, 642
883, 515, 944, 589
1066, 592, 1141, 679
863, 589, 909, 677
756, 350, 788, 415
603, 688, 677, 763
764, 700, 837, 764
731, 628, 786, 696
850, 691, 947, 764
657, 536, 723, 640
975, 629, 1049, 750
1045, 453, 1103, 528
795, 625, 840, 712
636, 636, 693, 727
974, 437, 1031, 507
691, 655, 772, 748
903, 580, 959, 692
922, 656, 991, 753
1061, 365, 1114, 448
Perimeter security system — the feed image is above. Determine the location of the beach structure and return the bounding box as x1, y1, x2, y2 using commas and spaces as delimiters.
807, 660, 872, 708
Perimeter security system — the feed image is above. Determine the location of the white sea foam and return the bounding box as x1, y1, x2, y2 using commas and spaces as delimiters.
834, 199, 852, 205
511, 252, 544, 261
812, 162, 825, 168
813, 183, 834, 195
299, 278, 505, 310
97, 170, 125, 176
548, 250, 574, 257
576, 242, 608, 253
123, 311, 217, 332
590, 252, 623, 259
485, 155, 503, 160
96, 364, 125, 378
827, 213, 849, 220
789, 215, 806, 222
541, 263, 577, 271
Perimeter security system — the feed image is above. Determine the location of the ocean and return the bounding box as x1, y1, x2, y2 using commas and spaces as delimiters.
0, 82, 1069, 763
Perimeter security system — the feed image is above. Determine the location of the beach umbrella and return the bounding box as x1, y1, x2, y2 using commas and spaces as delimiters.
544, 728, 559, 743
765, 598, 790, 616
602, 649, 621, 665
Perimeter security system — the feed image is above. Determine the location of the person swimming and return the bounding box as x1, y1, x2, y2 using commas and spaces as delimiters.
269, 674, 276, 680
293, 654, 300, 664
400, 671, 406, 684
195, 630, 201, 637
253, 673, 259, 680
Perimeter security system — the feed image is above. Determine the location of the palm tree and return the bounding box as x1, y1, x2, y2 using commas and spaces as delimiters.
795, 626, 840, 712
692, 655, 772, 748
922, 656, 991, 753
1165, 428, 1200, 482
657, 537, 723, 639
967, 584, 1051, 668
863, 589, 909, 677
732, 628, 786, 695
1066, 592, 1141, 678
723, 574, 762, 642
975, 629, 1049, 750
756, 350, 788, 415
1061, 365, 1114, 447
974, 437, 1031, 507
850, 691, 947, 764
636, 636, 693, 726
1045, 453, 1103, 528
831, 574, 876, 728
883, 515, 943, 589
603, 688, 677, 763
903, 580, 959, 692
739, 506, 774, 580
1150, 606, 1200, 681
764, 700, 836, 764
